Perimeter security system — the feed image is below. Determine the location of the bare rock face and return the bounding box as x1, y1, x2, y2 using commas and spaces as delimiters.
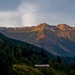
37, 23, 48, 28
31, 23, 50, 32
57, 24, 71, 31
57, 24, 71, 38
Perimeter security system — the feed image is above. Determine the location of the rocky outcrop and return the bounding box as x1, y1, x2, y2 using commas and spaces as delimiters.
57, 24, 71, 31
57, 24, 71, 38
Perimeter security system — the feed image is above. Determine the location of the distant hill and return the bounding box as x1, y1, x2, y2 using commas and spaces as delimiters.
1, 23, 75, 57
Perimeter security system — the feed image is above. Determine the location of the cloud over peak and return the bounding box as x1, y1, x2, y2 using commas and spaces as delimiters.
18, 2, 39, 26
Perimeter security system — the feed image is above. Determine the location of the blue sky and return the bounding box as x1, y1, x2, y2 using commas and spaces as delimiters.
0, 0, 75, 27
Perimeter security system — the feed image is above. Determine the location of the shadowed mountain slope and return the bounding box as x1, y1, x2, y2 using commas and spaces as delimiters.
1, 23, 75, 57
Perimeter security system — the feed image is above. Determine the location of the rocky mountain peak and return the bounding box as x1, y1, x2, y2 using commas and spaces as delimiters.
31, 23, 50, 31
37, 23, 49, 28
57, 24, 70, 31
56, 24, 71, 38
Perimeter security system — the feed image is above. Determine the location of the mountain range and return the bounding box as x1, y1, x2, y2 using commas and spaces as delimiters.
1, 23, 75, 57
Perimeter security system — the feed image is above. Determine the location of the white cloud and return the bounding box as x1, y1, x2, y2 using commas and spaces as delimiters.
0, 11, 22, 27
0, 1, 39, 27
17, 2, 38, 26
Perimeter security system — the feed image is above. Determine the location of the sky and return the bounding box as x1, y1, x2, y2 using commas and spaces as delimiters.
0, 0, 75, 27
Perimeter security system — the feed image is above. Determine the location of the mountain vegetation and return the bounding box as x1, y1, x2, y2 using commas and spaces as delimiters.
0, 33, 75, 75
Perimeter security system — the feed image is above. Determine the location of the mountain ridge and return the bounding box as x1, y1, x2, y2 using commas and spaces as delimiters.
0, 23, 75, 57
